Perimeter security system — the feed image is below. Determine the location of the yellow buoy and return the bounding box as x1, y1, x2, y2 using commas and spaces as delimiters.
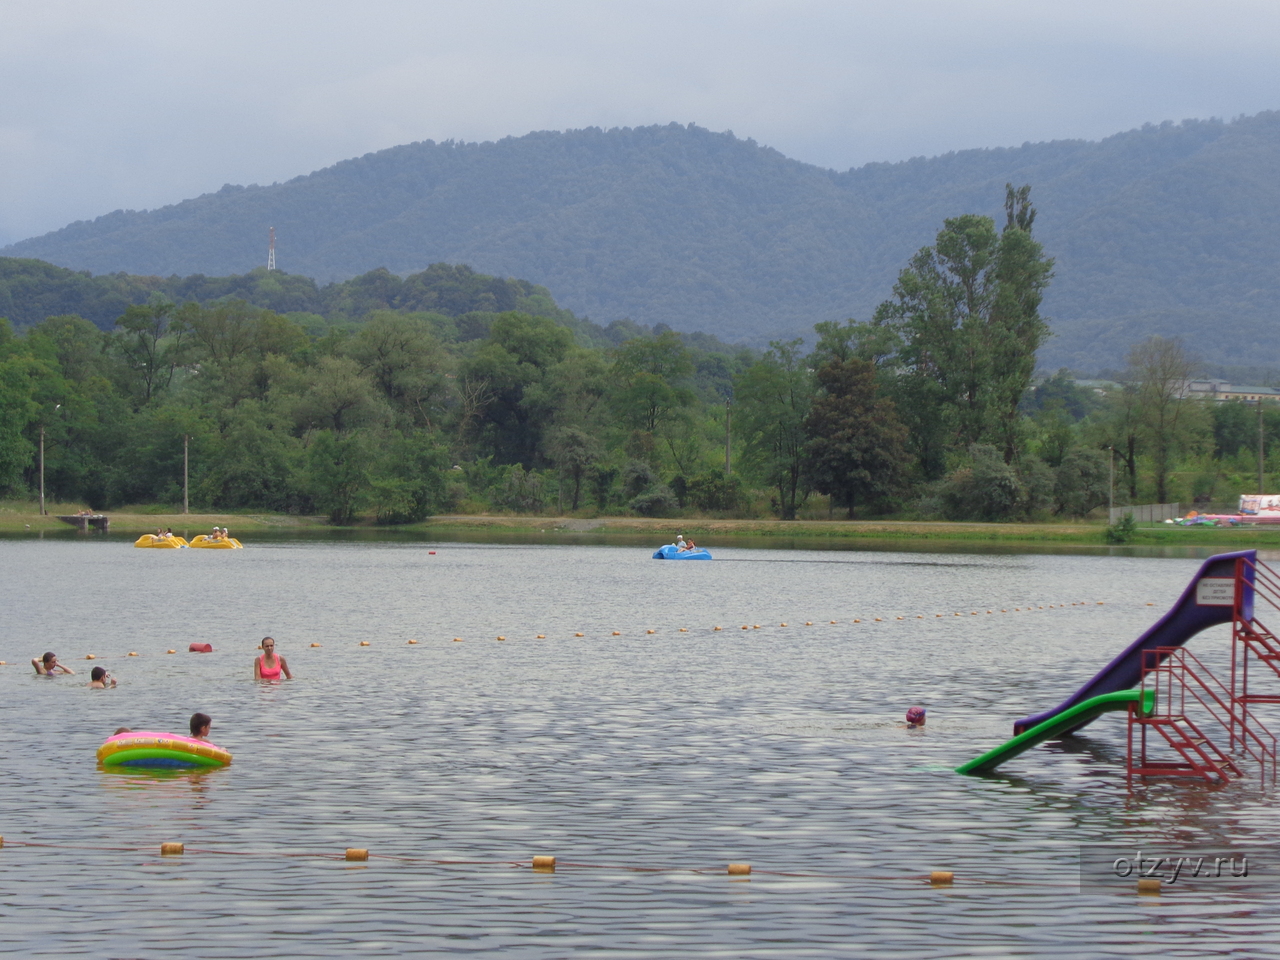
310, 642, 321, 648
714, 626, 722, 631
496, 636, 506, 641
727, 863, 751, 875
780, 623, 788, 627
407, 640, 418, 645
647, 629, 656, 634
161, 842, 184, 856
85, 654, 95, 660
930, 870, 954, 886
830, 620, 836, 624
679, 628, 688, 632
536, 634, 545, 639
575, 632, 584, 637
612, 631, 621, 636
359, 641, 370, 646
345, 848, 369, 861
806, 621, 813, 626
532, 855, 556, 872
1137, 877, 1160, 895
166, 649, 176, 654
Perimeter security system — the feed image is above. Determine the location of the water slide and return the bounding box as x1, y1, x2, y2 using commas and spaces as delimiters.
955, 550, 1255, 775
956, 689, 1153, 775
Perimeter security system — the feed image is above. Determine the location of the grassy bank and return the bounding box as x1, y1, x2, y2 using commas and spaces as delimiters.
8, 501, 1280, 548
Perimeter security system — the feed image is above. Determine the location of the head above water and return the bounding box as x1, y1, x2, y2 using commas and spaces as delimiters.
42, 651, 57, 666
906, 706, 926, 725
190, 712, 212, 738
91, 666, 106, 681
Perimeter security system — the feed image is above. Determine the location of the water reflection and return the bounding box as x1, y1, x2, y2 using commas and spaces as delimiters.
3, 540, 1280, 955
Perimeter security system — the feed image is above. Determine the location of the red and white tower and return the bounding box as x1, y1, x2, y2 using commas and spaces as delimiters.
267, 227, 276, 271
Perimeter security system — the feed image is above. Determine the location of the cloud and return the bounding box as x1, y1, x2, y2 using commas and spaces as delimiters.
4, 0, 1280, 245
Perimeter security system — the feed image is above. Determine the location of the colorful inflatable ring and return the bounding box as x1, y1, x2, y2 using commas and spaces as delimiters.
97, 731, 232, 769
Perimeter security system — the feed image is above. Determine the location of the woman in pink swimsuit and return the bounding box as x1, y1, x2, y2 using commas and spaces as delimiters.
253, 637, 292, 681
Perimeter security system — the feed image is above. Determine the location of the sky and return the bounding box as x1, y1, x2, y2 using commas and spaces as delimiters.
4, 0, 1280, 247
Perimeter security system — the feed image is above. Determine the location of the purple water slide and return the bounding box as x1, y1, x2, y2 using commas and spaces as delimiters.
1012, 550, 1256, 735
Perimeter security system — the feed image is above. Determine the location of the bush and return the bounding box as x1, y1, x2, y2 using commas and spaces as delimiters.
629, 487, 678, 517
938, 445, 1023, 521
1105, 512, 1137, 544
684, 471, 744, 512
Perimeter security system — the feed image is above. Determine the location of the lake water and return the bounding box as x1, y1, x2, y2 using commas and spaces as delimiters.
3, 539, 1280, 958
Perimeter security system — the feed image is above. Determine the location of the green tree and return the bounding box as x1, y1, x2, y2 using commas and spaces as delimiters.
803, 358, 911, 518
872, 184, 1053, 469
1128, 336, 1197, 503
734, 340, 813, 519
112, 299, 189, 407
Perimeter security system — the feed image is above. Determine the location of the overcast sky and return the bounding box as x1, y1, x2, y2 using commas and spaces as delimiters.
3, 0, 1280, 246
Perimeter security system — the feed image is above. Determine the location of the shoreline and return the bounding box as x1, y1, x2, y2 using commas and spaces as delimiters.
6, 507, 1280, 549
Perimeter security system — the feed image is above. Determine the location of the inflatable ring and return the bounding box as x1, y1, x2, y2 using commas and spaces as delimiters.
97, 731, 232, 769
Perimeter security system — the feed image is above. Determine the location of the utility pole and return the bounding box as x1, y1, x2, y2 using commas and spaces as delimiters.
1108, 446, 1114, 519
724, 398, 732, 477
39, 425, 45, 516
267, 227, 276, 272
1260, 400, 1266, 495
183, 435, 190, 515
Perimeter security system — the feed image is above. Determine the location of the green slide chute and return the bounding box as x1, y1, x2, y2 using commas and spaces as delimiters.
956, 689, 1154, 776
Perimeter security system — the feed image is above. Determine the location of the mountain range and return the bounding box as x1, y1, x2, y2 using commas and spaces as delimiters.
7, 115, 1280, 369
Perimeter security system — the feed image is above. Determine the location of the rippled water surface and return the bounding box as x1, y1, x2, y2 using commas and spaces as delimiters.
4, 540, 1280, 958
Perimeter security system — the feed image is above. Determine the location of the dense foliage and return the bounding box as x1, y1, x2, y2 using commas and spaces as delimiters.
10, 116, 1280, 368
0, 189, 1271, 524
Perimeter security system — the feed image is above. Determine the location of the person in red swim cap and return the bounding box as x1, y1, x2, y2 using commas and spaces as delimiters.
905, 706, 926, 727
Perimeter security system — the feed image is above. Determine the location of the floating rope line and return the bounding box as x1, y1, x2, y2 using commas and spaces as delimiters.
0, 600, 1135, 661
0, 840, 1087, 888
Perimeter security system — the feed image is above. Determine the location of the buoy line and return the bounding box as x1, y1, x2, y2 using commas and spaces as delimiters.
0, 839, 1096, 888
0, 599, 1130, 661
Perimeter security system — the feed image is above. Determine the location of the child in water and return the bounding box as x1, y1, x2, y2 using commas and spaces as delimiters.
87, 666, 116, 689
190, 713, 212, 740
903, 706, 927, 728
31, 652, 74, 676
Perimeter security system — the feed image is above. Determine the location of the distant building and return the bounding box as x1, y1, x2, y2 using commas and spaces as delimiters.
1180, 380, 1280, 402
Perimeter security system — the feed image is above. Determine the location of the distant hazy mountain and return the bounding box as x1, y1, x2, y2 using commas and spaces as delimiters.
8, 116, 1280, 368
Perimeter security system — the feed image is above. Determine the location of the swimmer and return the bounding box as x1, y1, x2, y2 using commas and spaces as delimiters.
190, 713, 212, 740
253, 637, 292, 681
31, 652, 74, 676
87, 666, 116, 689
113, 727, 132, 736
901, 706, 927, 728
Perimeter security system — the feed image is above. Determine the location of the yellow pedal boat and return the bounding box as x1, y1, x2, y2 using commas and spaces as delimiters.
189, 535, 243, 549
134, 534, 188, 548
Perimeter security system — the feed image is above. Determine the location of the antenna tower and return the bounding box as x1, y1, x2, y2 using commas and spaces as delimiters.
267, 227, 276, 271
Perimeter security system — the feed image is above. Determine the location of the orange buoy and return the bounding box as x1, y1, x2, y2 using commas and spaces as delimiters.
359, 641, 370, 646
930, 870, 954, 885
161, 842, 184, 856
310, 642, 321, 648
345, 848, 369, 861
727, 863, 751, 875
532, 855, 556, 872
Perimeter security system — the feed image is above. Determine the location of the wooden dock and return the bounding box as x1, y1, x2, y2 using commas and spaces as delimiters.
54, 514, 110, 533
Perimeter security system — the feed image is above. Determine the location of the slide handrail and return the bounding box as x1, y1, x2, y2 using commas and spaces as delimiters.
1013, 550, 1256, 735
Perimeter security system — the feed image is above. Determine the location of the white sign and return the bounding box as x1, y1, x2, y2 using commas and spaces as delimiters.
1196, 578, 1235, 606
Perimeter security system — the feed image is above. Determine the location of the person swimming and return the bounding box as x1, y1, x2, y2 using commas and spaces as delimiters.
254, 637, 292, 681
904, 706, 926, 728
31, 652, 74, 676
190, 713, 212, 740
87, 666, 116, 689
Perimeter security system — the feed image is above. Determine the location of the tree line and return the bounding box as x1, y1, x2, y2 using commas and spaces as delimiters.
0, 186, 1262, 523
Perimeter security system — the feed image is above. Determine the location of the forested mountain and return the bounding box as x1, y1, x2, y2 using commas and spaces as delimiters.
8, 116, 1280, 369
